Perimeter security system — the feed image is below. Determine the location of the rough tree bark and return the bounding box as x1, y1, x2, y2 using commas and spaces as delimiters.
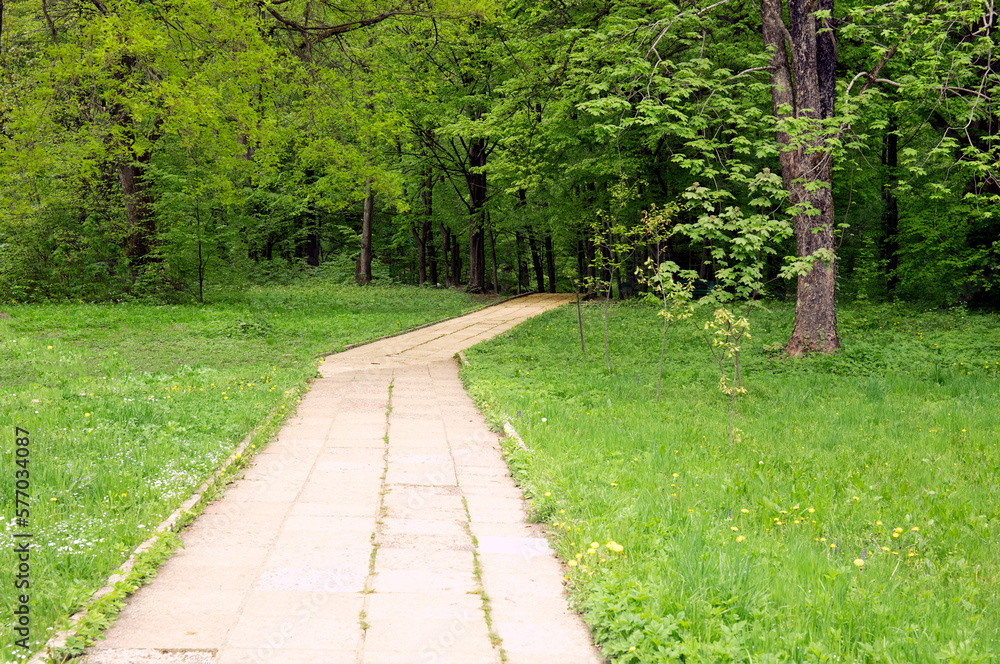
762, 0, 841, 355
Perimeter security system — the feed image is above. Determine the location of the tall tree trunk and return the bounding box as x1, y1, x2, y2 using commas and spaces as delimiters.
544, 232, 556, 293
527, 229, 545, 292
427, 225, 438, 285
466, 137, 487, 292
441, 223, 452, 287
117, 153, 156, 268
412, 222, 427, 285
356, 179, 374, 284
515, 231, 527, 294
762, 0, 841, 355
451, 234, 462, 285
488, 212, 499, 293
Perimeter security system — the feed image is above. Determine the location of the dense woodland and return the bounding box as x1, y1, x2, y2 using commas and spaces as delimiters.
0, 0, 997, 351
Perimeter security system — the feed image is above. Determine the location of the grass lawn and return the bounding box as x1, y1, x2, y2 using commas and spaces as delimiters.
461, 299, 1000, 663
0, 281, 488, 661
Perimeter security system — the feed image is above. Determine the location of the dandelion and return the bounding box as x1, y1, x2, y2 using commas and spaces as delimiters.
568, 560, 577, 567
741, 508, 750, 514
911, 526, 919, 532
876, 520, 883, 526
736, 535, 745, 543
807, 508, 815, 514
544, 492, 551, 497
731, 526, 739, 532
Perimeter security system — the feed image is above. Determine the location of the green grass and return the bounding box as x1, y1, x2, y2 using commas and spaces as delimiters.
461, 299, 1000, 663
0, 280, 489, 661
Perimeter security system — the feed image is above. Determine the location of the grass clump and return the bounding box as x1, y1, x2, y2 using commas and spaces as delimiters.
0, 281, 487, 661
462, 299, 1000, 663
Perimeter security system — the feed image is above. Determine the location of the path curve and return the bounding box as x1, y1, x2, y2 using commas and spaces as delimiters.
83, 293, 601, 664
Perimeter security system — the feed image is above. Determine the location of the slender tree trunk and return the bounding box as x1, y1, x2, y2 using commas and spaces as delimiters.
427, 225, 438, 285
466, 137, 487, 292
527, 229, 545, 292
544, 232, 556, 293
441, 223, 452, 287
356, 179, 374, 284
412, 223, 427, 285
488, 212, 499, 293
451, 235, 462, 285
515, 231, 527, 293
762, 0, 840, 355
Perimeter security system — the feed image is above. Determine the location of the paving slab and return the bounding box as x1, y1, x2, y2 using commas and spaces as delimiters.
82, 294, 601, 664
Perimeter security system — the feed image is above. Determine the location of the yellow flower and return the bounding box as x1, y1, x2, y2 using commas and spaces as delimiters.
807, 508, 815, 513
741, 508, 750, 514
568, 560, 577, 567
911, 526, 919, 532
544, 492, 551, 497
876, 520, 883, 526
736, 535, 745, 543
575, 553, 583, 560
84, 413, 90, 417
47, 345, 53, 350
590, 542, 599, 549
730, 526, 739, 531
853, 559, 865, 568
852, 496, 860, 501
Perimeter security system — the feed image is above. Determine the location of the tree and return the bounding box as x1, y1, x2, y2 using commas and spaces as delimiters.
762, 0, 841, 354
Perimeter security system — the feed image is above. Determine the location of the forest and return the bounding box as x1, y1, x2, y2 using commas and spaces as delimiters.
0, 0, 997, 351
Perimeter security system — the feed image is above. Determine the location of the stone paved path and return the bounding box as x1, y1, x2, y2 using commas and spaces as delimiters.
83, 293, 602, 664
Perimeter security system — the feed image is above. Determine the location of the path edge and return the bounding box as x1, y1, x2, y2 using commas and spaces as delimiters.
333, 290, 537, 356
31, 290, 540, 663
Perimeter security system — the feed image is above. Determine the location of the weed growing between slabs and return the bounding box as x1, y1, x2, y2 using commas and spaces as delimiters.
462, 300, 1000, 663
0, 281, 486, 661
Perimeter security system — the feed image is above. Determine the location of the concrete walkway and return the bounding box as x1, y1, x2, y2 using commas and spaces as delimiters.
84, 293, 601, 664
